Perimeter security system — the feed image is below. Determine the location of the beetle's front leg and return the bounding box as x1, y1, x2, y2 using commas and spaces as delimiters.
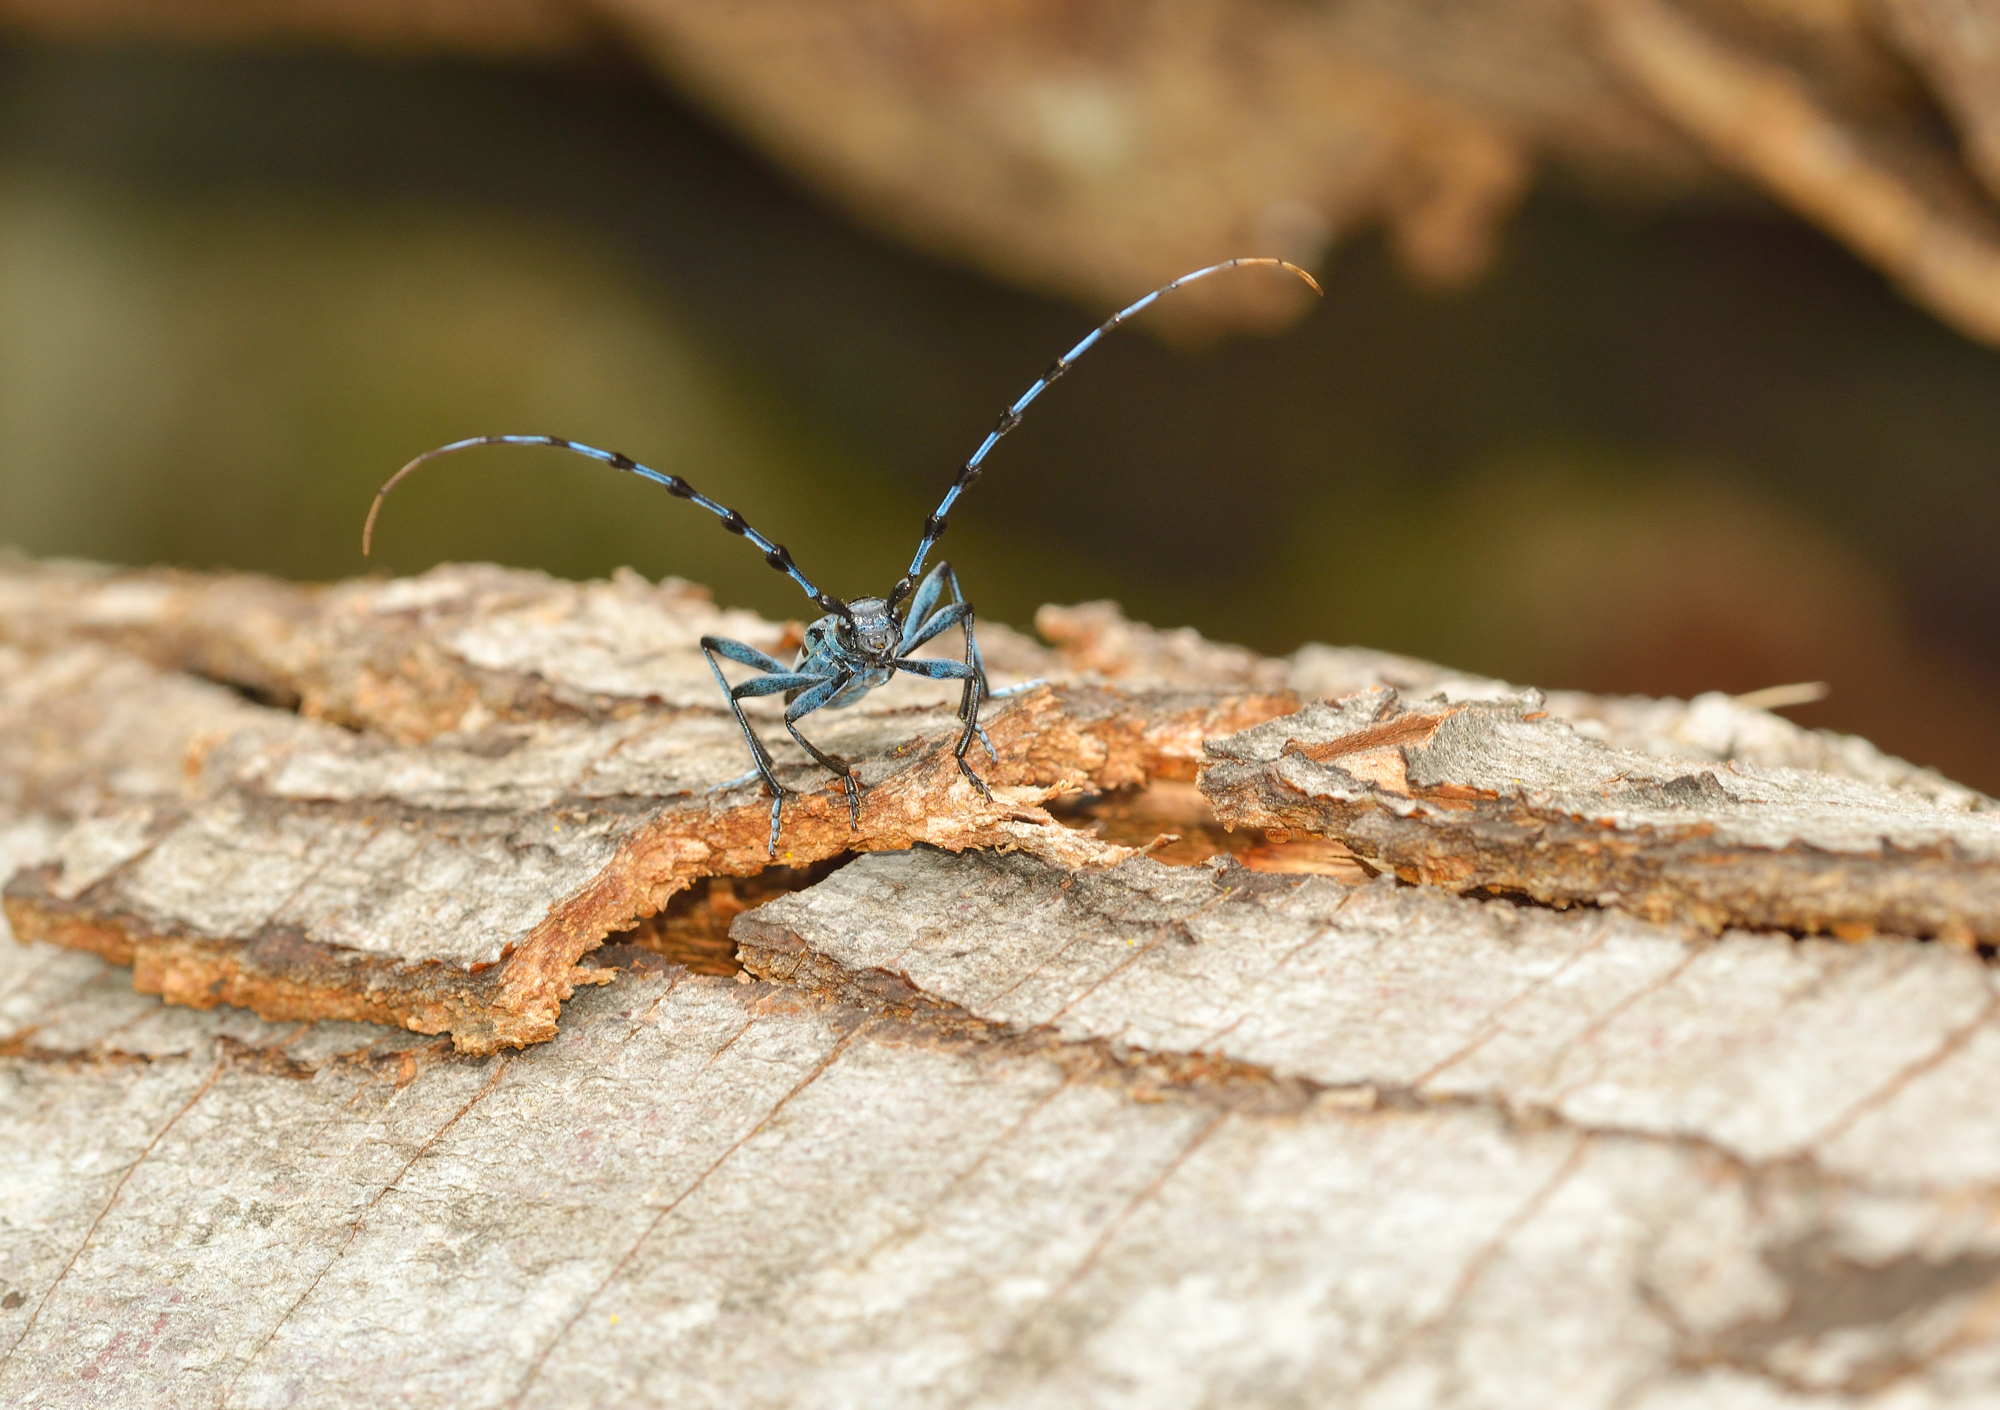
901, 562, 1002, 706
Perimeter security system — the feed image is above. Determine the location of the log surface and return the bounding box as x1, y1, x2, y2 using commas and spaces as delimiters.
4, 558, 1999, 1408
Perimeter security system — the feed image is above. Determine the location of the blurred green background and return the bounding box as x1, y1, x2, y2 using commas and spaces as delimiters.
3, 40, 1999, 787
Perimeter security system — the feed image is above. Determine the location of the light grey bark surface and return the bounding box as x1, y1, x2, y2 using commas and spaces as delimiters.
6, 558, 2000, 1407
739, 847, 2000, 1171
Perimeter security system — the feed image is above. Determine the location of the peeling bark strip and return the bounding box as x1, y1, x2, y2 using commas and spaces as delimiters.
0, 560, 1306, 1052
2, 557, 1970, 797
2, 680, 1290, 1053
1201, 689, 2000, 941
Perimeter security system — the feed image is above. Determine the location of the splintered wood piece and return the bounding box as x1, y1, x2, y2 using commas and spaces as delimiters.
1200, 688, 2000, 940
1035, 594, 1984, 808
1599, 0, 2000, 347
9, 842, 2000, 1405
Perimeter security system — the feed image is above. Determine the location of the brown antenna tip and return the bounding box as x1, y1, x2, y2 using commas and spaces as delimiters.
1282, 260, 1325, 297
360, 449, 437, 558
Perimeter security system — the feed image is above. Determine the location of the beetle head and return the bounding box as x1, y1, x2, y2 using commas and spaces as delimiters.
842, 597, 899, 661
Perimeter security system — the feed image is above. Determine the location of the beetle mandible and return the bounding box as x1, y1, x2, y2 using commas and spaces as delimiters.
363, 257, 1321, 856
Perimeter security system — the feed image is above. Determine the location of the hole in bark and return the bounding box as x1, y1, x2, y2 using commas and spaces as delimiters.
212, 675, 305, 715
1052, 782, 1373, 881
608, 854, 858, 976
196, 668, 375, 734
1465, 885, 1589, 911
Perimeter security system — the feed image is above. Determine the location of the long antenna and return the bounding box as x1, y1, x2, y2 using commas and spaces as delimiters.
361, 434, 849, 618
894, 257, 1322, 601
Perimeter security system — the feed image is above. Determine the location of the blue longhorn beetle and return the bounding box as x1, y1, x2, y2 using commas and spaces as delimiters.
363, 258, 1320, 855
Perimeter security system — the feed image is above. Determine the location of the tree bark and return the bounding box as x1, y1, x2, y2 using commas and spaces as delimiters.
4, 556, 1999, 1407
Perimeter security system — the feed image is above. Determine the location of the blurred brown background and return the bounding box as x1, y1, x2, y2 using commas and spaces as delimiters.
2, 1, 2000, 788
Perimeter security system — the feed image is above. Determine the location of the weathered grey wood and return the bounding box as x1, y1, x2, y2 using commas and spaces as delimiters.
1202, 688, 2000, 941
2, 560, 1986, 1048
736, 846, 2000, 1167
